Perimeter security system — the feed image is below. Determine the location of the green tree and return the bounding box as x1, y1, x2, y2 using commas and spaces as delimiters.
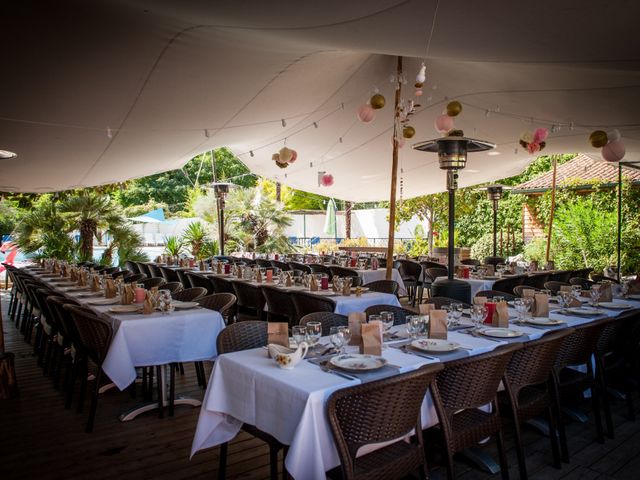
182, 221, 211, 259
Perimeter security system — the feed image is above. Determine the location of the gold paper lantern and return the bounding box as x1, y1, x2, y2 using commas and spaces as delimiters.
589, 130, 608, 148
370, 94, 386, 110
402, 125, 416, 138
446, 100, 462, 117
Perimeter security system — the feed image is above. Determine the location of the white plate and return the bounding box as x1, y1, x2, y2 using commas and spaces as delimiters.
565, 307, 605, 315
88, 297, 120, 305
480, 328, 523, 338
108, 305, 141, 314
329, 354, 387, 372
597, 302, 632, 310
411, 338, 460, 352
172, 301, 199, 310
311, 290, 337, 296
526, 317, 565, 326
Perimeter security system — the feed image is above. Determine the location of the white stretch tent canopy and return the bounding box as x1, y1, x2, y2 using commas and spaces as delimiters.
1, 0, 639, 201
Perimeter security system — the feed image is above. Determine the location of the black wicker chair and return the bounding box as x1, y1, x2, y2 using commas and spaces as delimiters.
171, 287, 207, 302
123, 272, 147, 284
198, 293, 237, 325
289, 261, 312, 274
475, 290, 516, 301
271, 260, 292, 271
186, 272, 215, 295
569, 277, 595, 289
492, 274, 527, 295
364, 304, 413, 326
544, 281, 571, 295
299, 312, 348, 336
394, 260, 423, 306
146, 263, 163, 278
141, 277, 166, 290
162, 281, 183, 294
159, 266, 181, 283
309, 263, 333, 280
523, 272, 550, 289
513, 285, 540, 297
256, 258, 273, 268
484, 256, 506, 266
291, 291, 336, 324
261, 285, 296, 326
363, 280, 399, 296
209, 275, 236, 295
329, 266, 362, 287
231, 280, 266, 321
425, 296, 471, 309
460, 258, 481, 267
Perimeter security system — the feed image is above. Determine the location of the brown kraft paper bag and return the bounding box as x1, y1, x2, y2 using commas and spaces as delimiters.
268, 322, 290, 348
309, 275, 318, 292
598, 283, 613, 302
473, 296, 487, 306
428, 310, 448, 340
360, 322, 382, 355
348, 312, 366, 346
419, 303, 435, 315
142, 291, 155, 314
493, 301, 510, 328
533, 293, 549, 317
559, 286, 582, 307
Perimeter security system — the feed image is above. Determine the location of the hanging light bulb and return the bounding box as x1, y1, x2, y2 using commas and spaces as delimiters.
250, 150, 254, 157
415, 63, 426, 86
281, 118, 287, 127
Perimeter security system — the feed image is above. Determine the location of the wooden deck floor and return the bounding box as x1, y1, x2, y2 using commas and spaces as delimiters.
1, 290, 639, 480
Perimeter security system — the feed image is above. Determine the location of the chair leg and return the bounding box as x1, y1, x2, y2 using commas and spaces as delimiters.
550, 374, 570, 463
65, 357, 80, 409
269, 444, 279, 480
547, 405, 562, 469
510, 413, 528, 480
168, 363, 175, 417
596, 360, 615, 439
496, 430, 510, 480
86, 370, 102, 433
76, 359, 88, 414
156, 365, 164, 419
625, 383, 636, 421
218, 442, 228, 480
444, 449, 456, 480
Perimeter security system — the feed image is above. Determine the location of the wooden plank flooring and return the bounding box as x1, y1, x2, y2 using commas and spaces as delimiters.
1, 290, 639, 479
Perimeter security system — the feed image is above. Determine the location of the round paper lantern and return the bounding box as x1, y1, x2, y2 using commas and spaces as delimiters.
272, 153, 280, 162
278, 147, 293, 163
321, 174, 334, 186
357, 104, 376, 123
415, 64, 426, 84
607, 129, 621, 142
589, 130, 608, 148
446, 101, 462, 117
288, 149, 298, 163
370, 94, 386, 109
414, 89, 423, 96
434, 114, 454, 134
602, 139, 626, 162
403, 125, 416, 138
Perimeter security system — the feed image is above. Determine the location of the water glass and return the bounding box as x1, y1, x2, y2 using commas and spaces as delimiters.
470, 305, 486, 329
557, 291, 571, 310
451, 302, 464, 323
522, 297, 534, 320
306, 321, 322, 347
292, 326, 307, 346
589, 285, 601, 306
571, 285, 582, 300
379, 311, 395, 333
512, 298, 526, 322
409, 315, 425, 338
329, 327, 345, 354
338, 326, 351, 346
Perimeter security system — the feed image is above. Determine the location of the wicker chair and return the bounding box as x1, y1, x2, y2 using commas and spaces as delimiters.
424, 267, 448, 283
460, 258, 481, 267
45, 296, 81, 395
309, 263, 333, 280
570, 268, 593, 280
135, 262, 151, 276
141, 277, 166, 289
146, 263, 163, 278
288, 261, 312, 274
569, 277, 595, 289
513, 285, 539, 297
34, 287, 56, 370
591, 274, 620, 284
299, 312, 348, 336
123, 272, 147, 284
111, 269, 128, 279
64, 305, 114, 432
425, 296, 471, 309
231, 280, 266, 321
256, 258, 272, 268
327, 363, 444, 480
291, 291, 336, 324
261, 285, 296, 326
124, 260, 138, 273
364, 304, 413, 326
329, 266, 362, 287
492, 274, 527, 295
363, 280, 399, 296
215, 321, 283, 480
159, 266, 181, 283
548, 270, 572, 283
271, 260, 292, 271
484, 256, 506, 266
523, 272, 550, 289
185, 272, 215, 295
175, 268, 191, 289
162, 281, 184, 294
543, 281, 571, 295
501, 329, 574, 478
197, 293, 237, 325
210, 275, 236, 295
171, 287, 207, 302
474, 290, 516, 301
394, 260, 423, 306
430, 344, 521, 480
551, 320, 610, 462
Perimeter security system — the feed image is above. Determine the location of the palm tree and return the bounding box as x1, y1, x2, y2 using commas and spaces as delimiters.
100, 222, 148, 266
163, 235, 184, 256
182, 221, 209, 259
59, 192, 125, 261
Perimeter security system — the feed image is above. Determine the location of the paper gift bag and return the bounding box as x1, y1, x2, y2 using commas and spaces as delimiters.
91, 275, 101, 292
533, 293, 549, 317
522, 288, 536, 300
255, 269, 263, 284
285, 272, 293, 287
419, 303, 435, 315
216, 262, 223, 274
628, 277, 640, 294
199, 259, 206, 271
121, 284, 135, 305
78, 270, 87, 287
599, 282, 613, 302
342, 277, 352, 296
309, 274, 318, 292
473, 296, 487, 306
360, 322, 382, 355
348, 312, 366, 346
332, 278, 339, 292
560, 286, 572, 293
142, 291, 155, 314
105, 279, 117, 299
484, 264, 495, 275
268, 322, 290, 347
493, 301, 510, 328
428, 310, 448, 340
560, 286, 582, 306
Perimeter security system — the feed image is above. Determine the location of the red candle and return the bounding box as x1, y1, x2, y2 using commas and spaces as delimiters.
266, 269, 273, 282
484, 302, 496, 324
224, 263, 231, 274
350, 258, 357, 268
463, 267, 470, 279
321, 276, 329, 290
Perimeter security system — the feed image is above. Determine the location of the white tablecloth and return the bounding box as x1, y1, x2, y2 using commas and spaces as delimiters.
433, 276, 497, 298
356, 268, 407, 296
331, 291, 401, 315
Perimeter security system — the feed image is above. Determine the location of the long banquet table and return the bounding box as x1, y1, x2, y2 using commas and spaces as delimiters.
191, 296, 640, 479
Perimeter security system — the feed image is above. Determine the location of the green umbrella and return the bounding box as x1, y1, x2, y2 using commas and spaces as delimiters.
323, 198, 337, 238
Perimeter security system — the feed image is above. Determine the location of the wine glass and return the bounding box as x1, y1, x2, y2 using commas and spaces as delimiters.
329, 327, 345, 354
522, 297, 534, 320
379, 311, 395, 335
292, 326, 307, 346
470, 304, 486, 330
306, 321, 322, 348
338, 326, 351, 347
409, 315, 424, 338
571, 285, 582, 301
589, 284, 601, 307
406, 315, 418, 338
451, 302, 464, 325
557, 291, 571, 311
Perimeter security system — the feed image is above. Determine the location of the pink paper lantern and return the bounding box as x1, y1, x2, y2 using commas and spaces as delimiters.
434, 114, 454, 134
602, 139, 626, 162
288, 149, 298, 163
533, 128, 549, 143
357, 104, 376, 123
321, 174, 334, 186
415, 89, 423, 97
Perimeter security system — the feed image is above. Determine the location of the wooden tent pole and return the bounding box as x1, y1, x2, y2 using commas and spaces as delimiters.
545, 157, 558, 263
386, 56, 403, 280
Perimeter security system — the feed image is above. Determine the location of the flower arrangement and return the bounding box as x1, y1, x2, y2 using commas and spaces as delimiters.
519, 128, 548, 154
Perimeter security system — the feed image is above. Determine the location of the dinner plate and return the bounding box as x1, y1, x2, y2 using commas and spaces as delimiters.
565, 307, 606, 315
411, 338, 460, 352
88, 297, 120, 305
312, 290, 337, 296
172, 301, 199, 310
108, 305, 141, 314
329, 354, 387, 372
597, 302, 632, 310
627, 294, 640, 300
61, 286, 89, 292
350, 287, 370, 293
526, 317, 565, 326
480, 328, 523, 338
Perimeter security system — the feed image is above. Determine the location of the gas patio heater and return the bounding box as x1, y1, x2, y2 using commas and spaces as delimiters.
483, 184, 510, 264
211, 182, 231, 256
413, 134, 495, 304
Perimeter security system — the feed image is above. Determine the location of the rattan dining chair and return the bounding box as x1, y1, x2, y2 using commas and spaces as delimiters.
309, 263, 333, 280
122, 272, 147, 284
271, 260, 292, 271
45, 296, 80, 395
364, 304, 413, 325
171, 287, 207, 302
162, 281, 183, 294
215, 321, 285, 480
543, 281, 571, 294
492, 274, 527, 295
327, 363, 444, 480
255, 258, 272, 268
547, 270, 573, 283
394, 259, 423, 306
430, 343, 521, 480
523, 272, 550, 289
159, 266, 181, 283
484, 256, 506, 266
363, 280, 399, 296
513, 285, 539, 297
569, 277, 595, 289
501, 329, 574, 479
288, 261, 312, 274
141, 277, 166, 289
425, 296, 471, 309
261, 285, 296, 325
290, 291, 336, 324
209, 275, 236, 295
230, 280, 266, 321
197, 293, 237, 324
474, 290, 516, 301
329, 266, 362, 286
185, 272, 215, 294
299, 312, 347, 336
460, 258, 481, 267
146, 263, 163, 278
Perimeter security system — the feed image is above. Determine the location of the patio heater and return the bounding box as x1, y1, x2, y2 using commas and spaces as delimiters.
212, 182, 231, 256
413, 135, 495, 303
484, 184, 509, 262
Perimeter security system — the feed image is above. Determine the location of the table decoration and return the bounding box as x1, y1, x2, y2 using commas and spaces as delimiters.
360, 321, 383, 355
267, 322, 289, 347
428, 309, 448, 339
347, 312, 366, 345
268, 343, 309, 370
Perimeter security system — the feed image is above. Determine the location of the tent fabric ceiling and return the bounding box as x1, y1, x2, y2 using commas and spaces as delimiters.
1, 0, 639, 201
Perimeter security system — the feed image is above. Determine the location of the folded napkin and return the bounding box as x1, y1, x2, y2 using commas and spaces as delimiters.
533, 293, 549, 317
360, 321, 383, 355
428, 310, 448, 340
216, 262, 223, 274
599, 282, 613, 302
121, 284, 135, 305
70, 268, 77, 282
342, 277, 352, 296
309, 274, 318, 292
492, 301, 510, 327
142, 291, 155, 314
255, 269, 263, 283
285, 272, 293, 287
90, 275, 101, 292
105, 279, 117, 299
